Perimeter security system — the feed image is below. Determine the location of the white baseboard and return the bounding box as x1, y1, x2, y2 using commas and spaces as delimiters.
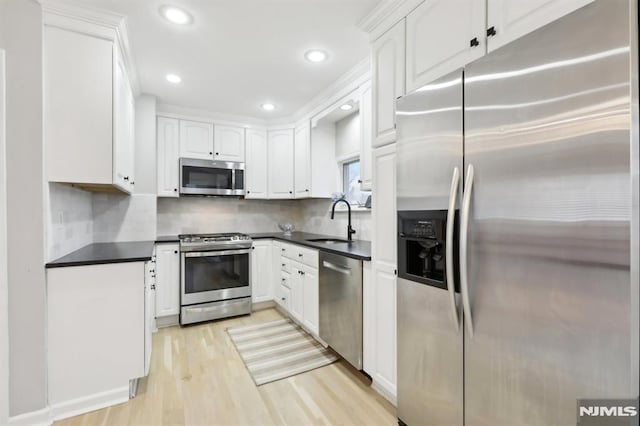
252, 300, 276, 311
371, 379, 397, 406
8, 407, 52, 426
49, 386, 130, 422
155, 314, 179, 328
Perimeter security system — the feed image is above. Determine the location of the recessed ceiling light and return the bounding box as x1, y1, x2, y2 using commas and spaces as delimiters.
305, 49, 328, 63
261, 103, 276, 111
166, 74, 182, 84
340, 104, 353, 111
160, 5, 193, 25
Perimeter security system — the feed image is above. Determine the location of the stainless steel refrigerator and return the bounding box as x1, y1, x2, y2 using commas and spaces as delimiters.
395, 0, 639, 424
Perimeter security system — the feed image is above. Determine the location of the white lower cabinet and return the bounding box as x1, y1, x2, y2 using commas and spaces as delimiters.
47, 262, 145, 419
270, 241, 319, 336
368, 143, 397, 404
155, 243, 180, 319
251, 240, 273, 303
144, 255, 156, 376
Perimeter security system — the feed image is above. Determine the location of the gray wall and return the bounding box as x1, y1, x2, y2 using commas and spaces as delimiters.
0, 0, 48, 416
46, 183, 93, 262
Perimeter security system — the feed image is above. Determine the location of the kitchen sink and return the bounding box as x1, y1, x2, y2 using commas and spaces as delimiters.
306, 238, 350, 244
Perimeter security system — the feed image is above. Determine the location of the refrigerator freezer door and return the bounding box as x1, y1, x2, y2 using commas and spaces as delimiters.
397, 278, 463, 426
463, 1, 634, 425
395, 69, 465, 425
396, 70, 464, 212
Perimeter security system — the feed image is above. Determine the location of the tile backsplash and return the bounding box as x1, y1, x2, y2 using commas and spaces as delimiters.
157, 196, 371, 241
157, 197, 302, 235
93, 193, 157, 242
47, 183, 93, 261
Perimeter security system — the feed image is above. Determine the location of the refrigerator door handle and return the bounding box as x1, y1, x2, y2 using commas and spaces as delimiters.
446, 166, 461, 331
460, 164, 474, 337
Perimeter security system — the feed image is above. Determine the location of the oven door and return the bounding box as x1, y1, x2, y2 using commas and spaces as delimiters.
180, 158, 245, 196
181, 248, 252, 305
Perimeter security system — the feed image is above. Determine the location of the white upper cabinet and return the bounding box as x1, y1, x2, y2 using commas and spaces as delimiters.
214, 124, 245, 162
180, 120, 214, 160
245, 129, 269, 199
44, 25, 135, 194
406, 0, 486, 93
268, 129, 295, 199
294, 122, 312, 198
359, 81, 373, 191
157, 117, 180, 197
372, 19, 405, 148
487, 0, 593, 52
113, 57, 135, 192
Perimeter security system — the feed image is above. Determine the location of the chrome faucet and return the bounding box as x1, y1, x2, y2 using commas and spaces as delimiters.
330, 198, 356, 241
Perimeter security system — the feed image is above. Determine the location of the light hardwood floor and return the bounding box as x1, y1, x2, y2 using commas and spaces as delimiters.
55, 308, 396, 426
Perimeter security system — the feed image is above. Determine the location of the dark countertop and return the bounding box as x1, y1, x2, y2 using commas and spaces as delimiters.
46, 241, 155, 269
156, 235, 180, 243
250, 232, 371, 261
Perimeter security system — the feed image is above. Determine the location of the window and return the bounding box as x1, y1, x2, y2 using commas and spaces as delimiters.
342, 159, 370, 206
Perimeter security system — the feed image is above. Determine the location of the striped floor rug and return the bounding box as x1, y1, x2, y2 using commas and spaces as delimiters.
227, 318, 338, 386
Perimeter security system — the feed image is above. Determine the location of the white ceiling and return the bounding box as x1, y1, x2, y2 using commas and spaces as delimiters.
81, 0, 380, 119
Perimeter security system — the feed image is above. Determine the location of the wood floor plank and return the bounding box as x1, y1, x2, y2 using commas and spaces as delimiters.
54, 309, 396, 426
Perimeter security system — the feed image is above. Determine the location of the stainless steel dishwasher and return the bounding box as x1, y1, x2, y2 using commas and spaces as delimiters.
319, 251, 363, 370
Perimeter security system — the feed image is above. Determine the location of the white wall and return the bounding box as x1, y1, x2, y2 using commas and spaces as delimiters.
335, 112, 360, 159
0, 47, 9, 426
93, 193, 156, 242
1, 0, 48, 416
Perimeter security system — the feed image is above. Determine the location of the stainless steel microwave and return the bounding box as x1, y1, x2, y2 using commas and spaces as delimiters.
179, 158, 245, 196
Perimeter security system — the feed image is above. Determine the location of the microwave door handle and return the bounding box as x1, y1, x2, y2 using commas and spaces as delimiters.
232, 169, 236, 191
446, 167, 461, 332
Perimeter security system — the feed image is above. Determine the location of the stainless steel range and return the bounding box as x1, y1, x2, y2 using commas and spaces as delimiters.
179, 233, 252, 325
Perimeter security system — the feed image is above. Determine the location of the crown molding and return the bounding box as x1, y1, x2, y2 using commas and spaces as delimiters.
358, 0, 424, 41
39, 0, 140, 96
156, 104, 270, 129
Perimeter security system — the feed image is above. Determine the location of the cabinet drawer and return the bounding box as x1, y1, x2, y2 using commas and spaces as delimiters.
294, 246, 318, 268
279, 243, 294, 259
281, 257, 291, 274
281, 271, 291, 289
278, 284, 291, 312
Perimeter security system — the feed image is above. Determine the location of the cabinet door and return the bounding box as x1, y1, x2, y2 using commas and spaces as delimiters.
179, 120, 214, 160
372, 19, 405, 148
155, 243, 180, 317
268, 129, 295, 199
278, 284, 291, 313
359, 81, 373, 191
294, 123, 311, 198
245, 129, 269, 199
289, 263, 304, 323
372, 144, 397, 266
251, 241, 272, 303
302, 266, 319, 335
144, 259, 156, 376
406, 0, 485, 93
487, 0, 593, 52
157, 117, 180, 197
371, 143, 397, 401
214, 124, 245, 162
372, 262, 397, 399
44, 26, 114, 186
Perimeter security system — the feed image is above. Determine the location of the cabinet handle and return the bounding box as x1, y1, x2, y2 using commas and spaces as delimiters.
281, 248, 285, 252
282, 278, 286, 282
357, 179, 362, 183
174, 188, 177, 192
149, 269, 155, 273
174, 250, 178, 254
298, 253, 303, 257
209, 152, 213, 155
487, 26, 496, 37
151, 274, 156, 278
470, 37, 479, 47
247, 190, 251, 194
306, 189, 309, 192
124, 176, 129, 181
282, 263, 285, 266
281, 297, 286, 301
289, 191, 293, 194
215, 152, 220, 156
150, 284, 156, 290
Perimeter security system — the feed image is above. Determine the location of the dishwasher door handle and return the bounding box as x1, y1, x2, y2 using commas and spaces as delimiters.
322, 261, 352, 275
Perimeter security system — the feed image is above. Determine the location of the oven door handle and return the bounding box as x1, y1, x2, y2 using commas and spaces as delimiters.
184, 249, 252, 258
